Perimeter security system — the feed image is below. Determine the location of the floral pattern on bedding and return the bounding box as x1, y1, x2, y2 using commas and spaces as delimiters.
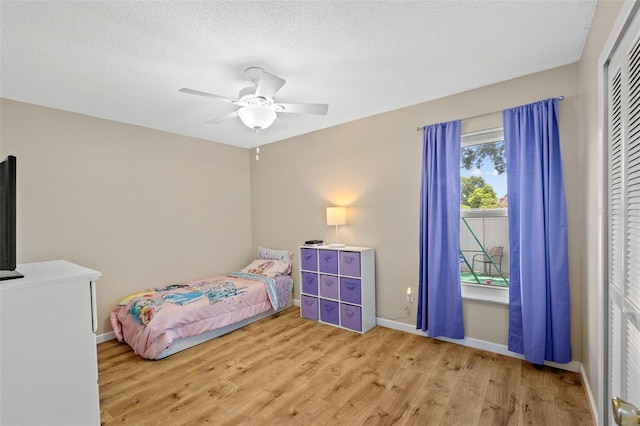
110, 273, 291, 359
130, 298, 161, 326
121, 281, 250, 326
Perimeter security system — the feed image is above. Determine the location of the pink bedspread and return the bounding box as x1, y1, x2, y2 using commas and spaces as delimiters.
110, 274, 289, 359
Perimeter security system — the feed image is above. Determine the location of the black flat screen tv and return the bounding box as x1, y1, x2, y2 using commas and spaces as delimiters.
0, 155, 23, 280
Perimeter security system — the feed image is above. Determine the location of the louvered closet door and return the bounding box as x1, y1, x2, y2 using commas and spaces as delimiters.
606, 4, 640, 421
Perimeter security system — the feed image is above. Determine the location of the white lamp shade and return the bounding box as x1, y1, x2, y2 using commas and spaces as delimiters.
238, 105, 277, 130
326, 207, 346, 226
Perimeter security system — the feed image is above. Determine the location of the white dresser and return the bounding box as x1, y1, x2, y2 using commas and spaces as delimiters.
0, 260, 102, 426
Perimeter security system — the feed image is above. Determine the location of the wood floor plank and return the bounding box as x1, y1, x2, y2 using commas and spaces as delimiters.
440, 348, 496, 425
332, 375, 391, 425
365, 380, 412, 424
478, 354, 522, 426
253, 385, 341, 426
398, 342, 467, 425
98, 307, 594, 426
520, 385, 557, 426
316, 357, 378, 407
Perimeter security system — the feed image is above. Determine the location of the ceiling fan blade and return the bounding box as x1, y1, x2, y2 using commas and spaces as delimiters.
179, 88, 234, 103
205, 110, 239, 124
276, 103, 329, 115
255, 71, 286, 100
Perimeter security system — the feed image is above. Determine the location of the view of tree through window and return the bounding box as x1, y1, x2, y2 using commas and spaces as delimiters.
461, 137, 506, 209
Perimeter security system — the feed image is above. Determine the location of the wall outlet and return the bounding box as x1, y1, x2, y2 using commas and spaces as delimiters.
406, 291, 413, 303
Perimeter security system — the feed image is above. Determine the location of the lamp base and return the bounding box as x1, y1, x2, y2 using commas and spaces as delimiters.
328, 243, 346, 248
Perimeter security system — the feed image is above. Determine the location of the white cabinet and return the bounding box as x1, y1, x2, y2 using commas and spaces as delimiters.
299, 245, 375, 333
0, 260, 102, 426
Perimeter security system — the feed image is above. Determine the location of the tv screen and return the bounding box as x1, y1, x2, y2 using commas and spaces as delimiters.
0, 155, 23, 280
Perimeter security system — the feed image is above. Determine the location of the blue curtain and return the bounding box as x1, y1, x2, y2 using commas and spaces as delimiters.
503, 98, 571, 364
417, 120, 464, 339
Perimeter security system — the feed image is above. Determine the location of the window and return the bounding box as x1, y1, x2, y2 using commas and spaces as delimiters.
459, 128, 509, 301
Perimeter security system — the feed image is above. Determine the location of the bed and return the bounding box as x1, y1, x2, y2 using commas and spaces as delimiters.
110, 246, 294, 360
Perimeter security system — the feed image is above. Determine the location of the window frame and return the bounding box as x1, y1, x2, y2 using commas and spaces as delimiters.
460, 127, 509, 304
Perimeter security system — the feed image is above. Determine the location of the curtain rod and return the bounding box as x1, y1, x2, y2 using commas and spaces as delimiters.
415, 96, 564, 132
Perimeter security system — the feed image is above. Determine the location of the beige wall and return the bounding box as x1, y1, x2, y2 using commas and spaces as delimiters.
578, 0, 625, 419
250, 64, 582, 357
0, 99, 254, 334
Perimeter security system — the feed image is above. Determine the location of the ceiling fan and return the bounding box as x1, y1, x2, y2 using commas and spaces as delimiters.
179, 67, 329, 131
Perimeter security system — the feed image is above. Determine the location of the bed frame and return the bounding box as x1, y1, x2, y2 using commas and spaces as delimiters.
154, 291, 294, 359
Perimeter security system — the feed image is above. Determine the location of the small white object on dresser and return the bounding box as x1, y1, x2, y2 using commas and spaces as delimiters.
299, 245, 375, 333
0, 260, 102, 426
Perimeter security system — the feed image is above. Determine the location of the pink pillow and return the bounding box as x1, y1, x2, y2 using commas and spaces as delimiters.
241, 259, 289, 278
257, 246, 293, 274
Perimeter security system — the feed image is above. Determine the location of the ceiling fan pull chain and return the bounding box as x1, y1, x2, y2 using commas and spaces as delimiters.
255, 129, 260, 161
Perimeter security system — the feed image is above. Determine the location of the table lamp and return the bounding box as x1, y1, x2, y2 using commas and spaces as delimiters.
326, 207, 346, 248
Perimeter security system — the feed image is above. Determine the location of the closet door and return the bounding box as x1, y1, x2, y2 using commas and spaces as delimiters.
605, 3, 640, 422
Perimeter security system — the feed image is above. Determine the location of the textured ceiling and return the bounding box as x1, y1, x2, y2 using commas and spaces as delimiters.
0, 1, 596, 149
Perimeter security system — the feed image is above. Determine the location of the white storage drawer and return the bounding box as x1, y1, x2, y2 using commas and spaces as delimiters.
340, 251, 361, 277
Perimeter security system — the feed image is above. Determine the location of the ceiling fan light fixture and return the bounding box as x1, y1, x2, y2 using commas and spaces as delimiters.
238, 105, 277, 130
180, 66, 328, 131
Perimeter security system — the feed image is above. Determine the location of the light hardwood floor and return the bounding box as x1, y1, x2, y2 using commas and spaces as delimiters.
98, 307, 594, 425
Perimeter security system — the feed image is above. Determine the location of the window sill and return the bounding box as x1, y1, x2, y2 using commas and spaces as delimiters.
461, 281, 509, 305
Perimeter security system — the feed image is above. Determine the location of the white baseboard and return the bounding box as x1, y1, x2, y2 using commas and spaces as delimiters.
97, 331, 115, 344
580, 363, 599, 423
375, 316, 582, 373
